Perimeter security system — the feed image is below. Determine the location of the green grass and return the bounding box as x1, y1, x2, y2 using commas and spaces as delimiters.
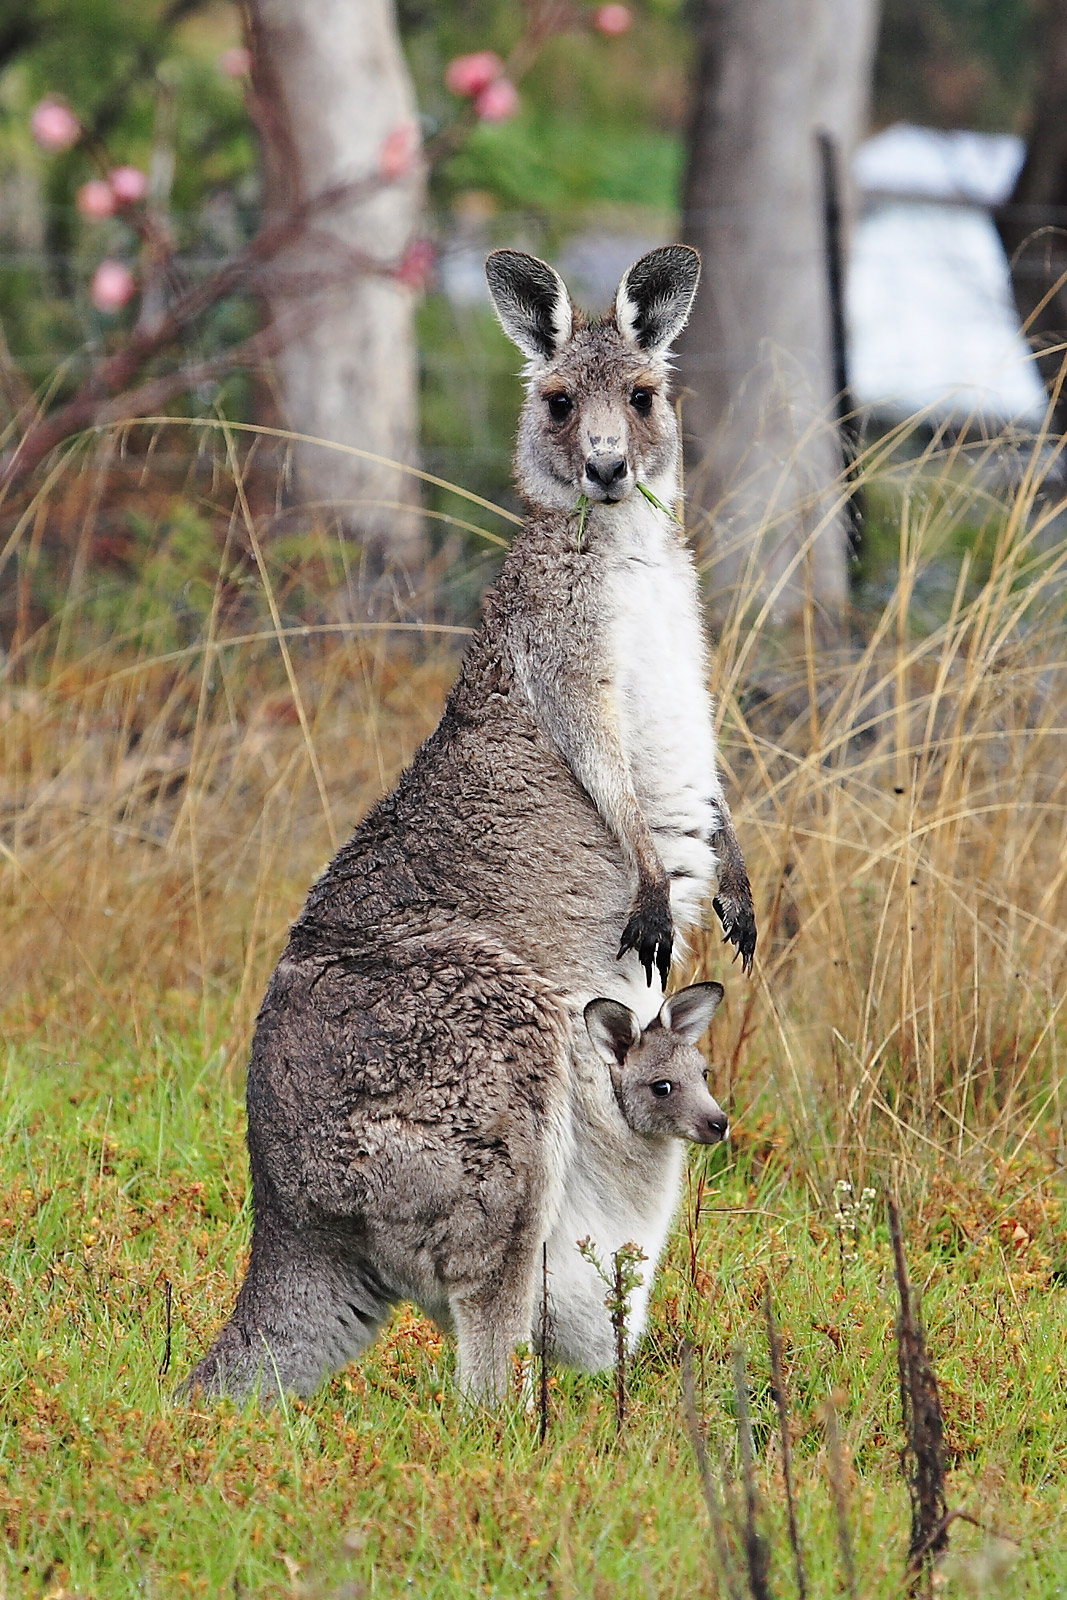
4, 1023, 1067, 1597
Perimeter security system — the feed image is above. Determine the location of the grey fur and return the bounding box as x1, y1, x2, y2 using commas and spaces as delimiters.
182, 247, 756, 1406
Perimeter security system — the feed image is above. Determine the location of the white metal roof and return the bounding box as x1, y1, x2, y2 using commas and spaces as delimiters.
848, 124, 1048, 426
853, 122, 1025, 207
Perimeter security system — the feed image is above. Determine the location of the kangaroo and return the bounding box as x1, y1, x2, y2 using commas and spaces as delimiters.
584, 982, 728, 1146
182, 245, 755, 1404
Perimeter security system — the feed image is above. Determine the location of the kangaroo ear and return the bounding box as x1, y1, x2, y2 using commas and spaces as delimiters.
614, 245, 700, 355
584, 998, 641, 1066
485, 250, 574, 363
659, 981, 723, 1043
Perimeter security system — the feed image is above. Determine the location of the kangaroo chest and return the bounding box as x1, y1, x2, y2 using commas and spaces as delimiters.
606, 511, 720, 917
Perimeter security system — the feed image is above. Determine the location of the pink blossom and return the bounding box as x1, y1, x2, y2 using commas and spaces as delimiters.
76, 179, 116, 221
395, 238, 435, 291
474, 78, 519, 122
593, 3, 633, 35
90, 259, 136, 314
219, 46, 251, 78
31, 97, 81, 152
109, 165, 148, 205
379, 121, 420, 181
445, 51, 504, 98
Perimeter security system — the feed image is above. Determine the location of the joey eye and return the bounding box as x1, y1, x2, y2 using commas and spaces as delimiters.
630, 388, 654, 415
702, 1069, 709, 1082
546, 393, 573, 422
650, 1081, 673, 1098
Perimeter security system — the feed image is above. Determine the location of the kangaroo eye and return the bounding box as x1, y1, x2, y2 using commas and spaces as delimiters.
702, 1069, 709, 1082
650, 1081, 673, 1098
630, 388, 654, 414
546, 393, 573, 422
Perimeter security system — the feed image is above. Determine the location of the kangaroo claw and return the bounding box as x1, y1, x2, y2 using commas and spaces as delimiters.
711, 804, 757, 974
713, 894, 757, 973
617, 885, 674, 987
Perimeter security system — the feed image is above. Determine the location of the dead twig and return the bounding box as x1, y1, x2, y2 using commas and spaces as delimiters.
889, 1196, 948, 1595
764, 1285, 806, 1599
158, 1278, 173, 1378
681, 1343, 743, 1600
732, 1344, 772, 1600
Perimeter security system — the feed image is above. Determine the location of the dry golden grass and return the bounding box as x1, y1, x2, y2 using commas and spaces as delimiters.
4, 419, 1066, 1194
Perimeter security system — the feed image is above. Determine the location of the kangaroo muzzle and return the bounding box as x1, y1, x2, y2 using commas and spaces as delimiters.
584, 451, 630, 496
699, 1104, 730, 1144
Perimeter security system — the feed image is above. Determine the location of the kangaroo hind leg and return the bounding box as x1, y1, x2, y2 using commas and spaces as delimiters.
180, 1211, 392, 1401
449, 1253, 540, 1408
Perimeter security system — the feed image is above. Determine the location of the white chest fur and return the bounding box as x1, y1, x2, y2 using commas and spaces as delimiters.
543, 497, 722, 1369
606, 496, 722, 934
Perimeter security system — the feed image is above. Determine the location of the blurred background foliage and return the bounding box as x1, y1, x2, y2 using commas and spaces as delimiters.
0, 0, 1042, 382
0, 0, 1051, 634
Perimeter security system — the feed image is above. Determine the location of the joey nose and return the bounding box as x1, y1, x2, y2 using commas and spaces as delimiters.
705, 1110, 729, 1143
585, 453, 628, 489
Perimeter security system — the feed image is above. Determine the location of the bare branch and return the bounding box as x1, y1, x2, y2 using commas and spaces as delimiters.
0, 171, 396, 495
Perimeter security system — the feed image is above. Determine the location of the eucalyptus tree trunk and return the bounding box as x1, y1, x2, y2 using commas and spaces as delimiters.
678, 0, 878, 629
247, 0, 425, 588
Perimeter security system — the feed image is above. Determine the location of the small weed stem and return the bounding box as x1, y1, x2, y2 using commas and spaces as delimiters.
824, 1397, 857, 1600
539, 1241, 550, 1445
576, 1237, 646, 1433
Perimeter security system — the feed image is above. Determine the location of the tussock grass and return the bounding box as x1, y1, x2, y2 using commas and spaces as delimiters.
2, 421, 1067, 1595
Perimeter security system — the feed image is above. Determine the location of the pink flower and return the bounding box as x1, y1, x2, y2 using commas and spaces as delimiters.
379, 121, 420, 181
90, 259, 136, 314
31, 97, 81, 152
218, 46, 251, 78
474, 78, 519, 122
109, 165, 148, 205
594, 3, 632, 34
445, 51, 504, 98
76, 180, 116, 221
395, 238, 435, 291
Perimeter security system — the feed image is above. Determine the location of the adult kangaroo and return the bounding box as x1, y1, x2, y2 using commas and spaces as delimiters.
183, 245, 755, 1404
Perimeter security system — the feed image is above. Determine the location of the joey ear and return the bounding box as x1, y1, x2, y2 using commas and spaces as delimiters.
584, 998, 641, 1067
659, 981, 724, 1043
485, 249, 574, 363
614, 245, 700, 355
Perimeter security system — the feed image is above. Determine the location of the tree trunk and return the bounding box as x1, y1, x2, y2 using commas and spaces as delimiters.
247, 0, 425, 589
678, 0, 878, 629
995, 0, 1067, 436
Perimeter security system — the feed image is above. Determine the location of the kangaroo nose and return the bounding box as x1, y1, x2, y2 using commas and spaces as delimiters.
585, 453, 628, 488
705, 1111, 729, 1143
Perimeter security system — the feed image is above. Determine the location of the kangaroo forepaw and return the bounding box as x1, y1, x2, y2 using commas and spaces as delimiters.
617, 887, 674, 988
711, 811, 757, 974
713, 892, 757, 973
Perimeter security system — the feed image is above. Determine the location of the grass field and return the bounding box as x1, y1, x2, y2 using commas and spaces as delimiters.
3, 424, 1067, 1596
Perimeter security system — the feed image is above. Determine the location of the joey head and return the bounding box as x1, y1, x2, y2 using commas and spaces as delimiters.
585, 982, 728, 1143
